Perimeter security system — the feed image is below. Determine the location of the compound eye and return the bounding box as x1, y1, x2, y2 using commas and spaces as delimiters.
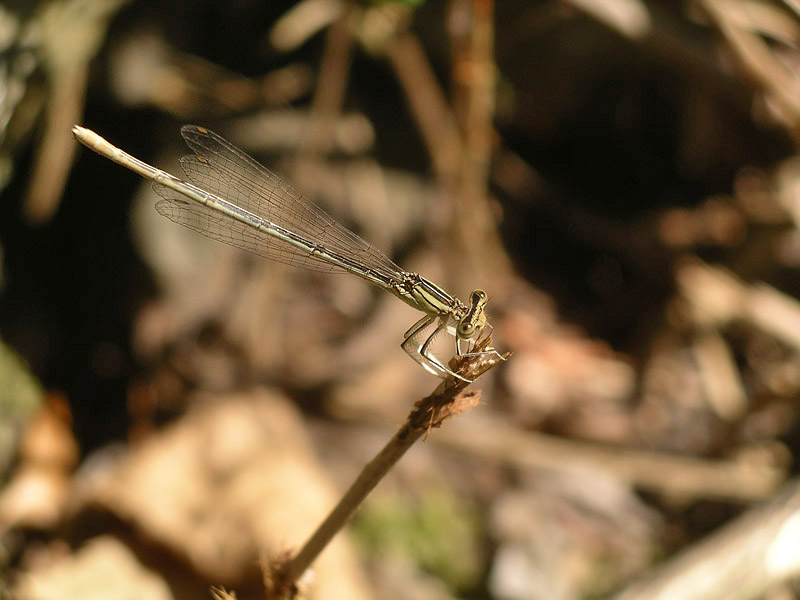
457, 321, 477, 339
471, 289, 487, 303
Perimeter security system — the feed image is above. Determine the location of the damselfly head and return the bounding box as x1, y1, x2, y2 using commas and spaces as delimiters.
456, 289, 489, 340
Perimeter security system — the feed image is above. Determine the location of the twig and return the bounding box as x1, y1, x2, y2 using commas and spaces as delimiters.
611, 478, 800, 600
270, 335, 508, 597
24, 64, 88, 224
24, 0, 127, 223
448, 0, 512, 284
433, 417, 784, 503
385, 30, 462, 183
690, 330, 747, 421
700, 0, 800, 134
677, 257, 800, 353
296, 2, 355, 162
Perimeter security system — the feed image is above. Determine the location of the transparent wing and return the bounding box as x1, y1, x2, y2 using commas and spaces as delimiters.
154, 184, 346, 271
156, 124, 404, 277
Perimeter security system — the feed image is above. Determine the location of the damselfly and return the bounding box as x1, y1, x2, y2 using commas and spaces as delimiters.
72, 125, 504, 381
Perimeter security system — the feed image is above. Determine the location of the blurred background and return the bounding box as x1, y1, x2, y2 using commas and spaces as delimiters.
2, 0, 800, 598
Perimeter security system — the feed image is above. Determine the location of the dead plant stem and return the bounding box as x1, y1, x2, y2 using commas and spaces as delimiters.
278, 335, 507, 592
